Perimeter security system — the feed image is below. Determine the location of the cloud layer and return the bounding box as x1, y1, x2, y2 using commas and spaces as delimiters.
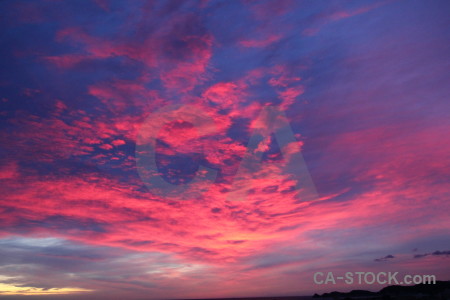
0, 0, 449, 298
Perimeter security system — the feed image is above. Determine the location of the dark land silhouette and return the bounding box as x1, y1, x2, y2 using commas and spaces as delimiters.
312, 280, 450, 299
179, 281, 450, 300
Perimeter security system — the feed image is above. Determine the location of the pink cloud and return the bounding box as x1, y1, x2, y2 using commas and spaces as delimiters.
302, 2, 388, 36
112, 139, 126, 146
239, 34, 282, 48
0, 161, 19, 180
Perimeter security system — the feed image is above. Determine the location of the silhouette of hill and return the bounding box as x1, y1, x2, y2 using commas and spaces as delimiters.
312, 280, 450, 299
176, 282, 450, 300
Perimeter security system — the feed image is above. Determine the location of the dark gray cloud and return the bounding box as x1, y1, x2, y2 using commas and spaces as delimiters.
414, 250, 450, 259
374, 254, 395, 262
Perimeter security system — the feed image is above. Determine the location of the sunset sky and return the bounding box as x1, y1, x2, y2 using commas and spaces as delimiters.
0, 0, 449, 299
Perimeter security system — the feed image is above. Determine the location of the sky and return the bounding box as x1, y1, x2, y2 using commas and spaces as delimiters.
0, 0, 449, 299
